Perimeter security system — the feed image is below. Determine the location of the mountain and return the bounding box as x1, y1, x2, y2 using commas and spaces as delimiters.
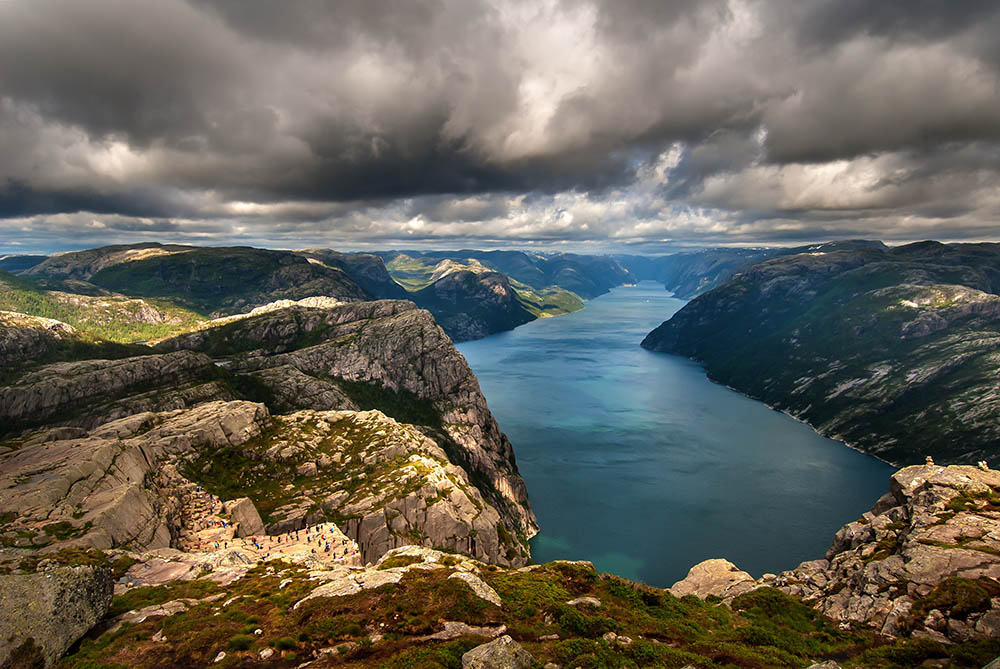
642, 241, 1000, 465
25, 242, 193, 281
1, 293, 536, 567
0, 254, 47, 273
295, 249, 409, 300
384, 255, 583, 341
87, 246, 369, 316
0, 269, 205, 344
617, 240, 888, 299
383, 250, 634, 299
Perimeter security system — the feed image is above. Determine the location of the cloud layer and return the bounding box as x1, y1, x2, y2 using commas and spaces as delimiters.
1, 0, 999, 252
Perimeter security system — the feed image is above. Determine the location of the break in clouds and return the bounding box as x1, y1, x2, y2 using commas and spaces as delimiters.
1, 0, 999, 252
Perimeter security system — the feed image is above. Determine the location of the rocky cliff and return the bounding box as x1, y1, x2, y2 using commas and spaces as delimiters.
673, 463, 1000, 648
0, 349, 236, 435
157, 299, 538, 546
642, 241, 1000, 465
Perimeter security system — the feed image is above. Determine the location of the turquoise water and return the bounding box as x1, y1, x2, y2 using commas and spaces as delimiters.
457, 282, 893, 587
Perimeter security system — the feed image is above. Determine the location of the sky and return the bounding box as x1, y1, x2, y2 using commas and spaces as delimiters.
1, 0, 999, 255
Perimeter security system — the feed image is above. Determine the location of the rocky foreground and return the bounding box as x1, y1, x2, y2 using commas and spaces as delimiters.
1, 461, 998, 667
672, 462, 1000, 652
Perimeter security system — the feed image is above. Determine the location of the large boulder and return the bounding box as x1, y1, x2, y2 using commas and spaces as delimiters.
225, 498, 264, 538
669, 558, 758, 600
0, 563, 113, 667
461, 635, 533, 669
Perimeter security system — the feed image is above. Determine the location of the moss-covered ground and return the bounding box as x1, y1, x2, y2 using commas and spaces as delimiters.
58, 559, 1000, 668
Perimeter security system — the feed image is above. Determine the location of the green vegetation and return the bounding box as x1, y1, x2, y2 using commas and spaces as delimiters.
0, 269, 205, 343
335, 378, 442, 427
377, 554, 423, 570
384, 254, 442, 290
179, 412, 461, 529
15, 547, 108, 574
61, 559, 999, 668
903, 577, 1000, 634
107, 579, 220, 618
511, 278, 585, 318
89, 247, 365, 315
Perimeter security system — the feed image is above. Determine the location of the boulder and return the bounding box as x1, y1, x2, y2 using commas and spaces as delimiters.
462, 635, 533, 669
0, 563, 113, 667
225, 498, 264, 538
669, 558, 757, 600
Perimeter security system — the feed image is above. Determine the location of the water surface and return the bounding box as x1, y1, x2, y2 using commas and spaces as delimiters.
457, 282, 893, 587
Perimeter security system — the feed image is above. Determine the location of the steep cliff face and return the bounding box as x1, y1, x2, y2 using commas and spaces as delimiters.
642, 242, 1000, 465
157, 300, 538, 544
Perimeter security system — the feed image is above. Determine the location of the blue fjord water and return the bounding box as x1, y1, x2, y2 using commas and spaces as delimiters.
457, 281, 893, 587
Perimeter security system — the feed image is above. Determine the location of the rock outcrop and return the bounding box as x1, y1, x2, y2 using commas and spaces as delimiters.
0, 350, 235, 435
679, 464, 1000, 645
462, 635, 534, 669
0, 310, 83, 370
642, 241, 1000, 465
182, 408, 527, 566
0, 401, 268, 552
158, 300, 538, 546
0, 562, 113, 667
768, 463, 1000, 642
224, 498, 264, 538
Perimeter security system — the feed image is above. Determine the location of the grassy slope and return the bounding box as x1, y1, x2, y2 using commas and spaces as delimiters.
58, 558, 999, 668
0, 270, 205, 343
89, 247, 367, 315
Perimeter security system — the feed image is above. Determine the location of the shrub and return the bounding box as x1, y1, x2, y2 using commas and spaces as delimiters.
227, 634, 253, 651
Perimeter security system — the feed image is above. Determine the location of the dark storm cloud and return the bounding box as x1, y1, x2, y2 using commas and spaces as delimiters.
1, 0, 999, 250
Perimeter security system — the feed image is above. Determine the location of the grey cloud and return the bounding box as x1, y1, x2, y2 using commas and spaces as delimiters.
0, 0, 999, 249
